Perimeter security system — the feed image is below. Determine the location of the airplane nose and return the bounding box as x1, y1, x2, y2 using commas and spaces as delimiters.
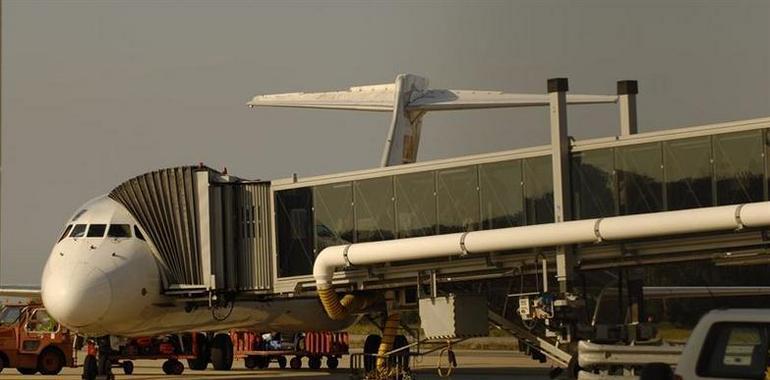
42, 263, 112, 328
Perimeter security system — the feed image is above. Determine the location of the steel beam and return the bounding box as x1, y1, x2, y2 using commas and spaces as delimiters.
618, 80, 638, 136
548, 78, 574, 294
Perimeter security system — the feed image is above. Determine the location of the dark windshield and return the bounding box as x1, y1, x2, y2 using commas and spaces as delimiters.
107, 224, 131, 238
58, 225, 72, 242
70, 224, 87, 238
0, 306, 22, 325
87, 224, 106, 238
134, 226, 145, 241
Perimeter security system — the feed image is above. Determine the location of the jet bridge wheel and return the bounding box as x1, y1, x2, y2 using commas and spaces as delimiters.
210, 333, 233, 371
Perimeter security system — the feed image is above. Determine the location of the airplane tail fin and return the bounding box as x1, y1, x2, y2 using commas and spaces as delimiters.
247, 73, 618, 166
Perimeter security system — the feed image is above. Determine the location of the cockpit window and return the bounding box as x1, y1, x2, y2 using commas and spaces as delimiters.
70, 224, 87, 238
134, 226, 145, 241
58, 225, 73, 242
87, 224, 106, 238
107, 224, 131, 238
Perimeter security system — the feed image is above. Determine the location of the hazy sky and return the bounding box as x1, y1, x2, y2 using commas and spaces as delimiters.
2, 0, 768, 285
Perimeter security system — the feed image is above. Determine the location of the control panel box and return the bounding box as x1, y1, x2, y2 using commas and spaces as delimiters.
419, 294, 488, 340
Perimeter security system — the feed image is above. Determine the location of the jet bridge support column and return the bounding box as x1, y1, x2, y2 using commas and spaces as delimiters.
618, 80, 639, 136
548, 78, 574, 295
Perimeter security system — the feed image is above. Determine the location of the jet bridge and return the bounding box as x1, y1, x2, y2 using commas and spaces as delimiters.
108, 74, 770, 371
109, 166, 273, 293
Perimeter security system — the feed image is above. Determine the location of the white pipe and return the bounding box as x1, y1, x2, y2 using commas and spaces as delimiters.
313, 202, 770, 288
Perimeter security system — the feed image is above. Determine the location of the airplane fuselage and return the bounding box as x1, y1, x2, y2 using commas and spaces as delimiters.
41, 196, 353, 337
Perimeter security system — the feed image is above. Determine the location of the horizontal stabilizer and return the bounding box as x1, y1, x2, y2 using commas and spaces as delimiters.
247, 84, 617, 112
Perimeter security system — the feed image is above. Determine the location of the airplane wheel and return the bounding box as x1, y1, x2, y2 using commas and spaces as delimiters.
327, 356, 339, 369
122, 360, 134, 375
187, 333, 209, 370
38, 347, 65, 375
244, 356, 257, 369
289, 356, 302, 369
82, 355, 97, 380
17, 367, 37, 375
277, 356, 287, 369
308, 356, 322, 370
363, 334, 382, 373
210, 333, 233, 370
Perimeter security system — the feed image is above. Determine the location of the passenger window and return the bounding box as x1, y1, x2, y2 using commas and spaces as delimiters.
107, 224, 131, 238
134, 226, 145, 241
87, 224, 107, 238
58, 225, 73, 242
696, 323, 769, 379
70, 224, 87, 238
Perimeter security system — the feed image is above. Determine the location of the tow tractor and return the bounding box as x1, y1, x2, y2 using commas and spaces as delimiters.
0, 301, 75, 375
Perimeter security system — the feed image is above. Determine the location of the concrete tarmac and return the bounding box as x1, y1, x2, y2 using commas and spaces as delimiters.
0, 350, 554, 379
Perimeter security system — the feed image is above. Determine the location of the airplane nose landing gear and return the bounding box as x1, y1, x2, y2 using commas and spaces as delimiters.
82, 336, 114, 380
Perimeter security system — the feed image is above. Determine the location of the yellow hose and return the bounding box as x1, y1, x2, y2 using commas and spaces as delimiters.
318, 286, 401, 373
376, 312, 401, 370
317, 286, 373, 321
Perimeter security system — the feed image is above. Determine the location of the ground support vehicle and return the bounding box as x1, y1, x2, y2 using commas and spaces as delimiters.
577, 309, 770, 380
0, 302, 75, 375
82, 332, 210, 378
230, 330, 349, 370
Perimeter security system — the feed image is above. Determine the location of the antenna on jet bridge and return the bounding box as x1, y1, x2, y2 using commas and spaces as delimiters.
246, 73, 619, 167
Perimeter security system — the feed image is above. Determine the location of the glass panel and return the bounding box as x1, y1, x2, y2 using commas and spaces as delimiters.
354, 176, 396, 242
87, 224, 106, 238
714, 130, 765, 205
314, 182, 354, 254
523, 156, 554, 224
70, 224, 87, 238
664, 136, 714, 210
134, 226, 146, 241
0, 306, 22, 325
572, 149, 616, 219
480, 160, 524, 229
58, 225, 72, 242
395, 171, 437, 238
107, 224, 132, 238
616, 143, 664, 214
274, 188, 314, 277
437, 166, 480, 233
697, 323, 769, 379
26, 309, 57, 332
